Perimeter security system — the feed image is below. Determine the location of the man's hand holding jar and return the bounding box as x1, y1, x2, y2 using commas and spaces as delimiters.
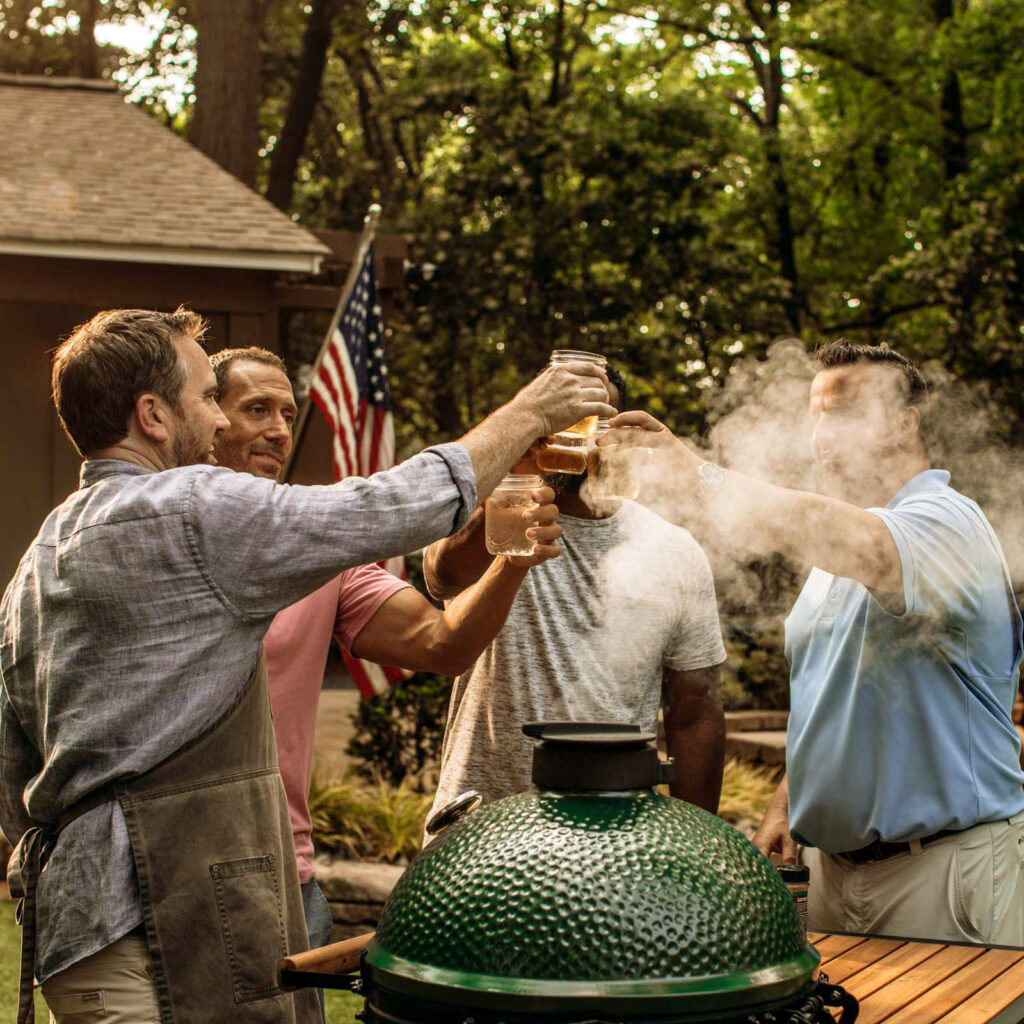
485, 473, 562, 565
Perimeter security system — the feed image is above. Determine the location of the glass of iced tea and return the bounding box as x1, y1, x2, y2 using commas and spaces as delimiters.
485, 474, 544, 557
535, 350, 607, 475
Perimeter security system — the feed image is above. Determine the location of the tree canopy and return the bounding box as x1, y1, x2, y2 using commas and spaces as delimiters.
4, 0, 1023, 706
4, 0, 1021, 448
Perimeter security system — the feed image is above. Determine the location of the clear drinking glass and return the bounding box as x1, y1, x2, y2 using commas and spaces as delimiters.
587, 422, 655, 501
485, 474, 544, 556
535, 350, 607, 475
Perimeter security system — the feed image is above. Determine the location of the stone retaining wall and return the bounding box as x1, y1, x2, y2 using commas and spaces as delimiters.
315, 859, 405, 942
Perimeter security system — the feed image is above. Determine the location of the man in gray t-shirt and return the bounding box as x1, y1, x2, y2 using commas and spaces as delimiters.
424, 376, 727, 818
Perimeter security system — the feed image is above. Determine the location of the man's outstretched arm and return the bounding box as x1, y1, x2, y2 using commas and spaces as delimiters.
197, 366, 612, 619
423, 508, 491, 601
353, 491, 562, 674
604, 412, 902, 596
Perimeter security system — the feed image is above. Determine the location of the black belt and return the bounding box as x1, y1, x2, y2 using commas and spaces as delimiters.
836, 827, 970, 865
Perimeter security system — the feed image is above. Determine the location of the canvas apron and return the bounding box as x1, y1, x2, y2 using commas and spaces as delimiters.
11, 649, 319, 1024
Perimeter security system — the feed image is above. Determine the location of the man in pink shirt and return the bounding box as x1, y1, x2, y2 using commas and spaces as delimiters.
210, 347, 561, 955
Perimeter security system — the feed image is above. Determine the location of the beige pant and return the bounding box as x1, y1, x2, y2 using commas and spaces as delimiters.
803, 810, 1024, 946
41, 931, 160, 1024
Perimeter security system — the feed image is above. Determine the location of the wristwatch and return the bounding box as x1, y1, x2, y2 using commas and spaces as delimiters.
696, 461, 726, 490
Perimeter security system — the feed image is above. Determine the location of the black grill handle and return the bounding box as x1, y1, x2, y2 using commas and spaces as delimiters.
817, 981, 859, 1022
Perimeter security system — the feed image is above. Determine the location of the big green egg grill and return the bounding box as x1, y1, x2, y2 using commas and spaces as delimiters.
293, 724, 858, 1023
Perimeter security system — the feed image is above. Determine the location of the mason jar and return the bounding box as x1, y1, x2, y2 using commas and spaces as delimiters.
485, 474, 544, 557
535, 350, 607, 475
587, 421, 654, 501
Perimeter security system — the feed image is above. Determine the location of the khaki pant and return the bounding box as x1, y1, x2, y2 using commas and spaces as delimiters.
804, 810, 1024, 946
41, 932, 160, 1024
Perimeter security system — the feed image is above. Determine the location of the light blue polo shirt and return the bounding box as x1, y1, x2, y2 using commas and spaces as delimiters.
786, 469, 1024, 854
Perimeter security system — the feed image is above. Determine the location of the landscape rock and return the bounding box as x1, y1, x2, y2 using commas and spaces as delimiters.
315, 860, 405, 903
315, 859, 406, 942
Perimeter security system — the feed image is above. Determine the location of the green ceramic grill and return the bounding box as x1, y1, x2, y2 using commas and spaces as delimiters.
354, 723, 858, 1024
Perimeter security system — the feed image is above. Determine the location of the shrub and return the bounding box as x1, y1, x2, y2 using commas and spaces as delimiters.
345, 672, 454, 787
309, 772, 433, 863
720, 622, 792, 711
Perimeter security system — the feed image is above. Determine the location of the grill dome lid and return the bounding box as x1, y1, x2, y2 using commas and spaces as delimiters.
365, 725, 818, 1018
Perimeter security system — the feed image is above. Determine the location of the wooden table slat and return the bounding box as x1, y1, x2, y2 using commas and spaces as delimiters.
814, 938, 906, 984
827, 941, 946, 1003
813, 933, 871, 964
849, 945, 988, 1024
923, 953, 1024, 1024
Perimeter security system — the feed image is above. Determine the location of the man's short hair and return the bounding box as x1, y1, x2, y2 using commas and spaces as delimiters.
814, 339, 927, 410
210, 347, 288, 400
52, 307, 206, 457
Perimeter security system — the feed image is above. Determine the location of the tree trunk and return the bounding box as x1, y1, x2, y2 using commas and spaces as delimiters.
76, 0, 99, 79
761, 42, 801, 333
266, 0, 339, 211
189, 0, 262, 188
933, 0, 968, 184
932, 0, 973, 361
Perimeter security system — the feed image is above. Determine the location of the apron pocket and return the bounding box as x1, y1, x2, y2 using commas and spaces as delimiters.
210, 854, 287, 1003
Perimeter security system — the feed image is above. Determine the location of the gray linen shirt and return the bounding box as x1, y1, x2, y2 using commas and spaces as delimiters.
0, 446, 475, 982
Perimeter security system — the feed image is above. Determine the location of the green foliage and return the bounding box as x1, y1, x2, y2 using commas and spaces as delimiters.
345, 672, 454, 786
716, 758, 782, 829
0, 904, 48, 1021
10, 0, 1024, 436
721, 625, 792, 712
11, 0, 1024, 711
309, 772, 433, 863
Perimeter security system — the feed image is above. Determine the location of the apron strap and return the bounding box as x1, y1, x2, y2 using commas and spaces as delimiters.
7, 782, 121, 1024
10, 827, 52, 1024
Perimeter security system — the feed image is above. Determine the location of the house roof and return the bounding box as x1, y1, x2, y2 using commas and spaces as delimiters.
0, 75, 331, 273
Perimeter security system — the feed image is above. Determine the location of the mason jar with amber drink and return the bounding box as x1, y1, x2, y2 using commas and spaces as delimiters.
485, 474, 544, 557
535, 350, 607, 475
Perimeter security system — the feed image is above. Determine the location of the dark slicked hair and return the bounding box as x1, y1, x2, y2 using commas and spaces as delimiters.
814, 340, 928, 410
52, 307, 206, 457
210, 347, 288, 400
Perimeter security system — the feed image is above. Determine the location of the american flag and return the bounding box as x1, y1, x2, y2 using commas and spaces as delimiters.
309, 242, 408, 698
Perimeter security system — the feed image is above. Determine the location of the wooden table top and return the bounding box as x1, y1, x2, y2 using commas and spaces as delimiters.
810, 933, 1024, 1024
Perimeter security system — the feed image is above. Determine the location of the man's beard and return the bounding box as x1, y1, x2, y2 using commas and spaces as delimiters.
171, 416, 213, 467
543, 471, 586, 498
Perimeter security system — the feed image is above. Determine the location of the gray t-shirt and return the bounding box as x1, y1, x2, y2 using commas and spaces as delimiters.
430, 501, 727, 819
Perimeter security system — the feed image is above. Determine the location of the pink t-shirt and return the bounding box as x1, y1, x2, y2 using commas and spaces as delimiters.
265, 565, 409, 882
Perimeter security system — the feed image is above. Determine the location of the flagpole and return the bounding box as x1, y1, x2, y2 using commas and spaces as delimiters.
282, 203, 383, 483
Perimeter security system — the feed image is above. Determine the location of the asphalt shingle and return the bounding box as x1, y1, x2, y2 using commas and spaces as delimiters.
0, 76, 330, 264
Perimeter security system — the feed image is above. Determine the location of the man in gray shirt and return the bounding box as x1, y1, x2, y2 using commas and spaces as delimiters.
424, 371, 727, 820
0, 307, 613, 1024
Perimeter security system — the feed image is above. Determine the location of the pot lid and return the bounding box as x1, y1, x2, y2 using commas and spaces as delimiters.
367, 787, 817, 1015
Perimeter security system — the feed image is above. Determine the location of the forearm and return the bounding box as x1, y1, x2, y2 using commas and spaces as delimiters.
456, 400, 545, 506
423, 508, 494, 600
665, 698, 726, 813
718, 475, 897, 587
425, 557, 530, 674
769, 774, 789, 812
1, 701, 39, 843
670, 450, 900, 591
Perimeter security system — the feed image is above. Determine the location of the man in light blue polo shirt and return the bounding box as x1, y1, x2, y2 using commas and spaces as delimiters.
603, 340, 1024, 944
